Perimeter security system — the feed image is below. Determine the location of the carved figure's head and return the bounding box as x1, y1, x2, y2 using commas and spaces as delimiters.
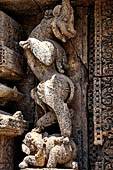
52, 2, 76, 42
22, 132, 43, 154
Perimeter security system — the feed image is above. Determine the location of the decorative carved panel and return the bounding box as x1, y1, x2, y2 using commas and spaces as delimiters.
92, 0, 113, 169
94, 0, 113, 145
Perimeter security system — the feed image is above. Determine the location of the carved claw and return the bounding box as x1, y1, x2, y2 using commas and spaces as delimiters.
19, 40, 30, 49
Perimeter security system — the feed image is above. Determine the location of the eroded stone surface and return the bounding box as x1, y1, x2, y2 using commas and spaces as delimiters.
0, 111, 27, 136
0, 83, 24, 105
19, 131, 77, 169
0, 11, 24, 80
19, 0, 76, 138
0, 0, 92, 15
0, 46, 23, 80
0, 11, 23, 53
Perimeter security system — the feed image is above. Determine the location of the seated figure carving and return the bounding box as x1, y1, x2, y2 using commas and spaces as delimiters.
19, 131, 78, 169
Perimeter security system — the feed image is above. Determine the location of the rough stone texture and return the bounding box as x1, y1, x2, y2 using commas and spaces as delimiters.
0, 111, 27, 170
18, 1, 89, 169
2, 0, 112, 169
0, 46, 23, 80
18, 1, 81, 169
0, 111, 27, 136
0, 11, 23, 53
0, 136, 14, 170
0, 0, 93, 15
94, 0, 113, 145
88, 0, 113, 169
0, 83, 23, 105
51, 0, 76, 42
0, 11, 24, 80
19, 0, 76, 139
19, 131, 77, 169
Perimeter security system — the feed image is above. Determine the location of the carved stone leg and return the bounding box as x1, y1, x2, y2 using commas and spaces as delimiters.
36, 112, 57, 130
47, 148, 57, 168
31, 87, 46, 114
19, 155, 46, 169
38, 89, 72, 137
19, 156, 37, 168
37, 76, 72, 137
52, 101, 72, 137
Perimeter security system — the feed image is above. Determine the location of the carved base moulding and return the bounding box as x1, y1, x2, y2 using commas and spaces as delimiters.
20, 168, 72, 170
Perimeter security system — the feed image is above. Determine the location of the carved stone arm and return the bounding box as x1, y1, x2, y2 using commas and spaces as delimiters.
20, 38, 57, 66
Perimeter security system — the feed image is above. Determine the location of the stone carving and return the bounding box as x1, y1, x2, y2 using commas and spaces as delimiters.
51, 0, 76, 42
92, 0, 113, 169
20, 38, 74, 137
0, 83, 23, 106
19, 0, 77, 169
0, 110, 27, 136
94, 0, 113, 145
0, 11, 28, 170
0, 110, 27, 170
0, 11, 23, 80
19, 131, 78, 169
19, 0, 76, 138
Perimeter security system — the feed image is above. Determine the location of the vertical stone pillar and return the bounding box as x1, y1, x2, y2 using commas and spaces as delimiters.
93, 0, 113, 169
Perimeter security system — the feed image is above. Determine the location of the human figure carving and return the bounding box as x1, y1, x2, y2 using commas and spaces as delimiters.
19, 0, 76, 137
19, 131, 78, 169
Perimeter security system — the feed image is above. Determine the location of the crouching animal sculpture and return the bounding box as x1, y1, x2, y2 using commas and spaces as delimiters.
19, 131, 78, 169
19, 38, 74, 137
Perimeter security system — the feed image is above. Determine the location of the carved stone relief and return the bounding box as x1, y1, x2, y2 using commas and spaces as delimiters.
0, 9, 28, 170
18, 0, 79, 169
2, 0, 113, 169
92, 0, 113, 169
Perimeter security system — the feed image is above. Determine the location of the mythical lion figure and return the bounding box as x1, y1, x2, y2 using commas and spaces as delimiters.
19, 0, 76, 138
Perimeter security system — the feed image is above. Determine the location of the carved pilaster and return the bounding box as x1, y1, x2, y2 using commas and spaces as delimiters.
94, 0, 113, 145
93, 0, 113, 169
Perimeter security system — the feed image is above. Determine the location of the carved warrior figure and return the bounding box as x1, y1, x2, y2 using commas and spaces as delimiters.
20, 0, 76, 138
19, 131, 78, 169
